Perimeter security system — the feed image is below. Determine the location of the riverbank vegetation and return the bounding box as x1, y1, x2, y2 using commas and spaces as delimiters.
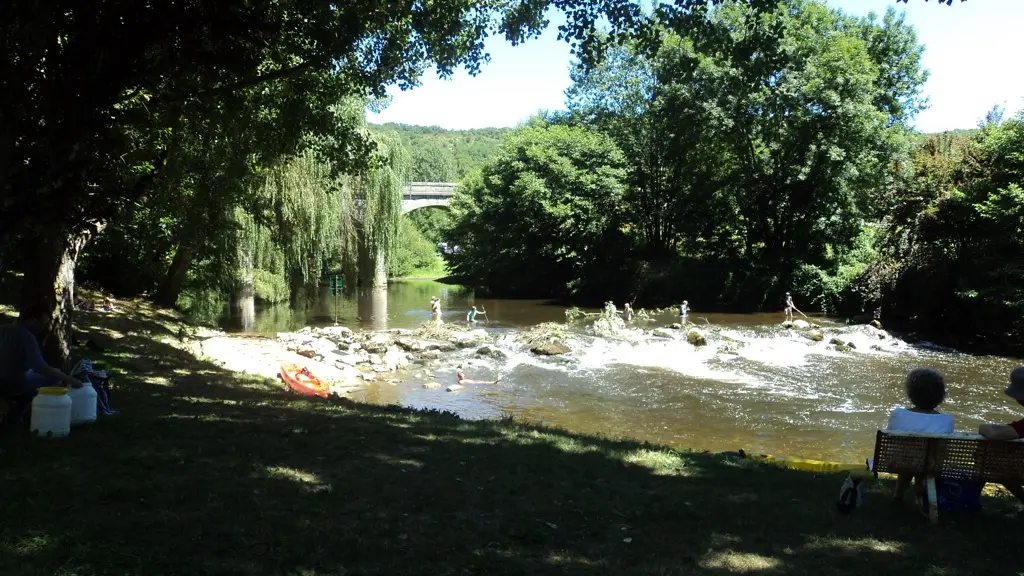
0, 0, 662, 369
443, 0, 1023, 355
2, 293, 1022, 575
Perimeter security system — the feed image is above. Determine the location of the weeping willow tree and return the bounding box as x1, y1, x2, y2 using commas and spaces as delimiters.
233, 148, 356, 308
354, 131, 410, 287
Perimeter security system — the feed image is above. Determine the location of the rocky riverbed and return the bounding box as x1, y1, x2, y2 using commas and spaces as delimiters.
191, 322, 508, 396
188, 315, 894, 398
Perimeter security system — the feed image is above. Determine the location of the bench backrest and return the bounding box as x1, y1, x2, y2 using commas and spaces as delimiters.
873, 430, 1024, 482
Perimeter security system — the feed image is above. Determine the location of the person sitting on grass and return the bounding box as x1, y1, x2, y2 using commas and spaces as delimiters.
977, 366, 1024, 505
0, 308, 84, 424
884, 367, 954, 503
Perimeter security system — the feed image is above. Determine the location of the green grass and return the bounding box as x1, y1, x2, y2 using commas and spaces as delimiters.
2, 291, 1024, 575
393, 254, 450, 280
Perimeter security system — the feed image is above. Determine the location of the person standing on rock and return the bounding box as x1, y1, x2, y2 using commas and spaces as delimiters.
622, 303, 634, 322
784, 293, 795, 321
678, 300, 689, 325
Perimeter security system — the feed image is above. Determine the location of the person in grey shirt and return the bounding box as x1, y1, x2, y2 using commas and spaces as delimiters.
1, 308, 83, 423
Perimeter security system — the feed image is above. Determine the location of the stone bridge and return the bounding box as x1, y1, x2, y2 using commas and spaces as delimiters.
356, 182, 457, 288
402, 182, 455, 214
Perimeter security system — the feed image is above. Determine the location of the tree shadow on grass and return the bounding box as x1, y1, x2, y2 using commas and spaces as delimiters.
1, 306, 1022, 575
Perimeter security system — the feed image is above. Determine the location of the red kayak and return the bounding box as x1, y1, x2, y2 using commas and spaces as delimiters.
280, 363, 329, 398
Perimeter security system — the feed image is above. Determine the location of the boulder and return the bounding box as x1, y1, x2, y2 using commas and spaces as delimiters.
870, 320, 883, 330
846, 341, 857, 349
395, 338, 425, 352
829, 337, 845, 346
476, 345, 507, 359
368, 353, 383, 366
669, 323, 683, 330
372, 364, 390, 373
446, 384, 464, 392
423, 382, 442, 390
870, 344, 885, 351
315, 326, 353, 338
448, 331, 483, 348
686, 330, 708, 347
832, 344, 852, 353
421, 340, 457, 352
718, 343, 740, 355
802, 330, 824, 342
531, 342, 571, 356
334, 351, 368, 366
383, 347, 411, 371
652, 328, 677, 339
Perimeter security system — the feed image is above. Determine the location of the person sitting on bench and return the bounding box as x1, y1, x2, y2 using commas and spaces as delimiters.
978, 366, 1024, 504
885, 367, 954, 503
0, 308, 83, 424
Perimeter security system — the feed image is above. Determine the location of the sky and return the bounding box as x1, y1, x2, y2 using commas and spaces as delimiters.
368, 0, 1024, 133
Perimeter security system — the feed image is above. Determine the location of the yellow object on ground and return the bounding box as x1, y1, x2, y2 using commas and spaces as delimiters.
751, 454, 868, 474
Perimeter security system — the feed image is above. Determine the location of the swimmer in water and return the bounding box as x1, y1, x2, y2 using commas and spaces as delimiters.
457, 365, 501, 385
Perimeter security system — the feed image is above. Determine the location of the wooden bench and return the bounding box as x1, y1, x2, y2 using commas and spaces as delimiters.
871, 430, 1024, 522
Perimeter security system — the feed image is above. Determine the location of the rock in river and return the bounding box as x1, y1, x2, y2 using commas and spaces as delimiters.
686, 330, 708, 347
476, 345, 507, 359
802, 330, 825, 342
531, 342, 571, 356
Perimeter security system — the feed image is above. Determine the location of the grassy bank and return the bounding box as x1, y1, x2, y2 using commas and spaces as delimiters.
1, 292, 1023, 575
393, 254, 450, 280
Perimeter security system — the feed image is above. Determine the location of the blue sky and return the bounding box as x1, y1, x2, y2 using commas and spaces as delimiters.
369, 0, 1024, 133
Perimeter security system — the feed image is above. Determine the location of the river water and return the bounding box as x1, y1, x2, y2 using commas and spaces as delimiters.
217, 279, 1023, 463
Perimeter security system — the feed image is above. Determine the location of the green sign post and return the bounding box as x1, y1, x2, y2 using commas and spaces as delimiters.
328, 274, 344, 324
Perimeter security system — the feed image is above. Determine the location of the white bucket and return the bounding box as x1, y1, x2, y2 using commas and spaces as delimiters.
30, 387, 72, 438
68, 382, 98, 425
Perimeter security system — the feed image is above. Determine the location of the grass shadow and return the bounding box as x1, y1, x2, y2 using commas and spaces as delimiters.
1, 297, 1022, 575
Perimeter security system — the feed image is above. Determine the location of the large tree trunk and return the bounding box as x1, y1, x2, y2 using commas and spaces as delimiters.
19, 225, 100, 371
153, 243, 195, 308
357, 225, 388, 288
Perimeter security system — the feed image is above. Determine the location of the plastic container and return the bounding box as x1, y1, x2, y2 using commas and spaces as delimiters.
30, 386, 72, 438
68, 382, 98, 425
937, 478, 984, 513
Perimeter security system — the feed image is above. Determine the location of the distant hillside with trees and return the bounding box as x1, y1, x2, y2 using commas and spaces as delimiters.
370, 123, 511, 181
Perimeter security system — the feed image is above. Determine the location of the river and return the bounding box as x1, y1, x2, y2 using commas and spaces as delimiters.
214, 279, 1023, 464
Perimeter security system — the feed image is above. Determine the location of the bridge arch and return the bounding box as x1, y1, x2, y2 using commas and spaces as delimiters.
401, 181, 455, 214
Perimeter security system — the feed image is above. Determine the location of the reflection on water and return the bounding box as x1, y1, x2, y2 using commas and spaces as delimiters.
215, 279, 1024, 463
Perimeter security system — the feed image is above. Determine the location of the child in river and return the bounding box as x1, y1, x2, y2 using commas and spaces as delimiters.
467, 305, 487, 323
457, 365, 501, 386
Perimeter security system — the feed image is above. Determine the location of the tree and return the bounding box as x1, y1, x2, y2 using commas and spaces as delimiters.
866, 115, 1024, 354
651, 0, 926, 305
0, 0, 658, 366
446, 124, 629, 298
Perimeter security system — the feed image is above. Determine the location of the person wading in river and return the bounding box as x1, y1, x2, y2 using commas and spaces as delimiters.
678, 300, 689, 325
784, 292, 795, 321
467, 305, 487, 324
430, 296, 443, 325
457, 366, 501, 386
